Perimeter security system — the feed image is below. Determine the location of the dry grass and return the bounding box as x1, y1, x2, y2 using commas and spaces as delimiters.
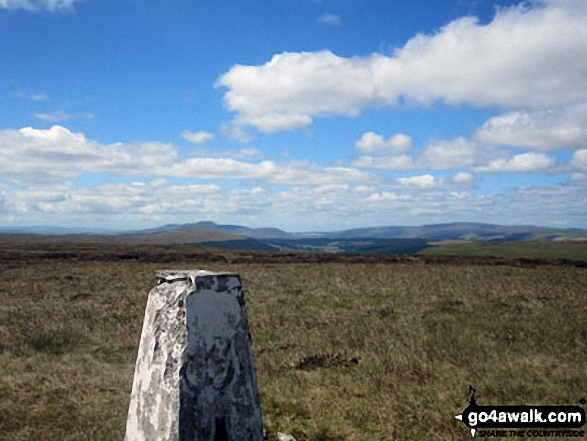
422, 240, 587, 262
0, 243, 586, 440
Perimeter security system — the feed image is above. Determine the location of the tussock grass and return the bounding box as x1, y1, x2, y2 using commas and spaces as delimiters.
24, 328, 90, 355
0, 244, 585, 440
421, 240, 587, 262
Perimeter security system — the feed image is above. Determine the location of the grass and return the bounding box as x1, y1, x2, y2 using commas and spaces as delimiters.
421, 240, 587, 262
0, 243, 586, 440
24, 328, 91, 355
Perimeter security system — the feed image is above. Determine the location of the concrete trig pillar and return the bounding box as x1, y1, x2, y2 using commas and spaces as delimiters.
125, 270, 264, 441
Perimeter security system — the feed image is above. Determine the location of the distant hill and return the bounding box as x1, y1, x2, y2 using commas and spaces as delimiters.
1, 221, 586, 255
0, 226, 116, 235
129, 221, 293, 240
0, 227, 246, 246
310, 222, 586, 242
118, 227, 245, 245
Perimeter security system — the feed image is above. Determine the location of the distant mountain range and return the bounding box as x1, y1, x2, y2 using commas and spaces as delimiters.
0, 226, 118, 235
122, 221, 586, 242
309, 222, 586, 241
1, 221, 585, 254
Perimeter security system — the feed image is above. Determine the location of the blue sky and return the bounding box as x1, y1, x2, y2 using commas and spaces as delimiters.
1, 0, 586, 232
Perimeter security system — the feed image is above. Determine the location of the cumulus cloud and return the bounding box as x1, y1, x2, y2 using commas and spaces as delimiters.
0, 125, 374, 186
220, 120, 255, 142
216, 0, 587, 133
0, 126, 178, 182
476, 152, 556, 172
269, 163, 372, 186
397, 174, 442, 189
0, 124, 582, 229
233, 148, 261, 159
475, 105, 587, 150
451, 172, 476, 184
355, 132, 412, 154
352, 134, 563, 173
419, 137, 502, 170
8, 180, 225, 220
180, 130, 215, 145
0, 0, 78, 11
352, 154, 415, 171
2, 176, 585, 231
353, 125, 571, 182
570, 173, 587, 184
504, 185, 587, 226
570, 149, 587, 169
366, 192, 411, 202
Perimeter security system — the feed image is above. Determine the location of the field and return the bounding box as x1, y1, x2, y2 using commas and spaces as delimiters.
0, 243, 586, 440
422, 241, 587, 262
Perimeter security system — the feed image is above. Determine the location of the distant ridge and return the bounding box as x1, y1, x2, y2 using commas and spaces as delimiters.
0, 226, 117, 235
307, 222, 585, 241
1, 222, 586, 254
0, 227, 246, 246
127, 221, 294, 240
118, 227, 244, 245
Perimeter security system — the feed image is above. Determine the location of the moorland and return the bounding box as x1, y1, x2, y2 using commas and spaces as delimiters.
0, 241, 586, 440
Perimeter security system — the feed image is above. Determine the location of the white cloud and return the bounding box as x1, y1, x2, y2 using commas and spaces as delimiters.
0, 126, 178, 182
220, 120, 255, 143
352, 185, 376, 193
34, 111, 94, 122
2, 177, 586, 231
451, 172, 475, 184
8, 90, 49, 101
397, 174, 442, 189
570, 149, 587, 169
233, 148, 261, 159
0, 0, 78, 11
476, 105, 587, 150
180, 130, 215, 145
355, 132, 412, 154
419, 137, 502, 170
167, 158, 278, 180
0, 125, 374, 187
1, 126, 584, 230
476, 152, 556, 172
9, 180, 222, 218
215, 50, 387, 133
570, 173, 587, 184
352, 154, 415, 171
34, 111, 69, 122
449, 191, 470, 199
318, 13, 341, 26
366, 192, 411, 202
216, 0, 587, 132
266, 163, 373, 186
503, 185, 587, 226
353, 135, 562, 173
351, 122, 582, 174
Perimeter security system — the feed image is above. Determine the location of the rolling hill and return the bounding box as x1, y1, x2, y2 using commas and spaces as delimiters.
1, 222, 585, 257
306, 222, 586, 242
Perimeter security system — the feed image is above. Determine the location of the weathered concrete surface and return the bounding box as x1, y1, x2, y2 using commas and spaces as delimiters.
125, 270, 264, 441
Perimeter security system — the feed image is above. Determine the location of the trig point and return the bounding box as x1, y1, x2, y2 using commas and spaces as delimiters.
125, 270, 264, 441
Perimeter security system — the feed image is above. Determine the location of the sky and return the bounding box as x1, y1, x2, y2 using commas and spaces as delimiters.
1, 0, 586, 232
